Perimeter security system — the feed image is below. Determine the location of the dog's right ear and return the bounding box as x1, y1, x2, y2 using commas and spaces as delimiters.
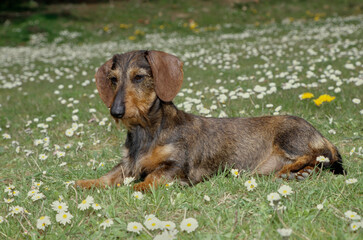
95, 59, 114, 108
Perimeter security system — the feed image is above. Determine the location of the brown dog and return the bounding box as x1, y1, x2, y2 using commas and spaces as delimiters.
75, 50, 345, 191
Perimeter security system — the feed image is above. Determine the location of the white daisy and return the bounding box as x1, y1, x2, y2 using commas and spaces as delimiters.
160, 221, 176, 230
65, 129, 74, 137
180, 217, 198, 233
78, 195, 94, 211
277, 228, 293, 237
4, 185, 15, 193
123, 177, 135, 186
31, 193, 45, 202
2, 133, 11, 139
56, 211, 73, 225
132, 191, 144, 200
100, 219, 114, 229
278, 185, 293, 197
316, 156, 330, 163
267, 192, 281, 203
127, 221, 143, 234
27, 189, 39, 197
4, 198, 14, 203
56, 151, 66, 158
345, 178, 358, 184
0, 216, 4, 223
51, 201, 68, 213
344, 210, 361, 220
9, 206, 24, 216
33, 181, 43, 188
244, 178, 256, 187
39, 154, 48, 161
154, 229, 178, 240
231, 169, 239, 177
92, 203, 102, 210
144, 215, 161, 230
36, 216, 51, 230
204, 195, 211, 202
350, 221, 361, 231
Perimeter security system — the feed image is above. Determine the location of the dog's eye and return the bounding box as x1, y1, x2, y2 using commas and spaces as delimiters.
110, 77, 118, 85
133, 75, 145, 83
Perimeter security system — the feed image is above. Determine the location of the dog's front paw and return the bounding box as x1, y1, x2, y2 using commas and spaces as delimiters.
75, 179, 104, 189
133, 182, 153, 192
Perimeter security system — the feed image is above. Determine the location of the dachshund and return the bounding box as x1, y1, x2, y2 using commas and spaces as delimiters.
75, 50, 345, 191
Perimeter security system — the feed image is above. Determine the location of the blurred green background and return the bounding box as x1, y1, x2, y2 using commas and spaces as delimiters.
1, 0, 362, 46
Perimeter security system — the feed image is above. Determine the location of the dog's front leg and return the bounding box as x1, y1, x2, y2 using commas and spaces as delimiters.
133, 164, 184, 192
75, 162, 127, 189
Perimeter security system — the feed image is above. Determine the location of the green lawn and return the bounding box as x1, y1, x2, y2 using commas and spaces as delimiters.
0, 0, 362, 239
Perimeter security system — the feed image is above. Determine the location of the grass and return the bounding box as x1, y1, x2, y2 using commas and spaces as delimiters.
0, 0, 362, 239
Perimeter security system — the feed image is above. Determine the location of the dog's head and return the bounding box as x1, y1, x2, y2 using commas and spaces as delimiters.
95, 50, 183, 126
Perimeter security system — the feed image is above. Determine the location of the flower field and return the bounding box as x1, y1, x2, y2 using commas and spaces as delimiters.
0, 1, 362, 239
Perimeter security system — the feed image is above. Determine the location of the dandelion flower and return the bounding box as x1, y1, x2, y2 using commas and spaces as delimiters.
78, 195, 94, 211
180, 217, 198, 233
132, 191, 144, 200
299, 92, 314, 100
278, 185, 293, 197
123, 177, 135, 186
36, 216, 51, 230
231, 169, 239, 177
345, 178, 358, 184
127, 222, 143, 234
344, 210, 361, 220
316, 156, 330, 163
350, 222, 361, 231
100, 219, 114, 229
51, 201, 68, 213
56, 211, 73, 225
277, 228, 293, 237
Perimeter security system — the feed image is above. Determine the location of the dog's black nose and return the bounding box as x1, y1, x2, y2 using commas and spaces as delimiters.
110, 104, 125, 118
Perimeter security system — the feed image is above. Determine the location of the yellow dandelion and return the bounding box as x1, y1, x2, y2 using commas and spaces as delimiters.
299, 92, 314, 100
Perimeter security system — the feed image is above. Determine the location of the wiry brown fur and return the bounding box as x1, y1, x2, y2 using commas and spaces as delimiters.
75, 50, 345, 190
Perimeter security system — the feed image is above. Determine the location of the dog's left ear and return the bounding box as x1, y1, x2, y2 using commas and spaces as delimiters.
95, 59, 114, 108
146, 50, 183, 102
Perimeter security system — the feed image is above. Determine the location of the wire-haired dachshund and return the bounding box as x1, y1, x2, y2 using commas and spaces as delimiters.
75, 50, 345, 191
